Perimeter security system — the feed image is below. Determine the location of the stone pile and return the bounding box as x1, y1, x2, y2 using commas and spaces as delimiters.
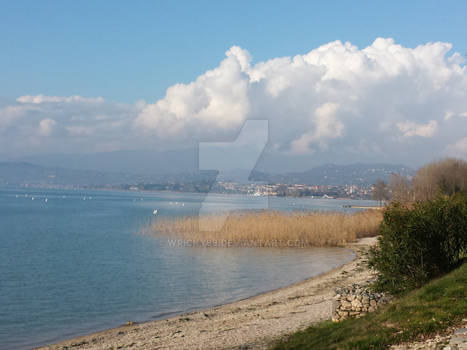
332, 284, 390, 322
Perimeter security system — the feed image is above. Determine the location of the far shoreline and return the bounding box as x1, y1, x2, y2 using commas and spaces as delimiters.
0, 186, 377, 203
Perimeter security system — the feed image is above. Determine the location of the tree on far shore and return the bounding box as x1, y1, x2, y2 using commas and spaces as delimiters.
372, 179, 390, 206
412, 158, 467, 201
389, 173, 412, 203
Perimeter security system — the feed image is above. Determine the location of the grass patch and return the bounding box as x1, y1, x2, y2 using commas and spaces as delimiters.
272, 262, 467, 349
149, 210, 382, 247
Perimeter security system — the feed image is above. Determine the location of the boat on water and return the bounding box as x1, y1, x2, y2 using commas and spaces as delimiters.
153, 209, 158, 215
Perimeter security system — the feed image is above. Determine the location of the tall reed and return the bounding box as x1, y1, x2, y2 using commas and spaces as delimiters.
149, 210, 382, 247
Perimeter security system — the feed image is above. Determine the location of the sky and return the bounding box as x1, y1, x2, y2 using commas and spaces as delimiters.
0, 0, 466, 170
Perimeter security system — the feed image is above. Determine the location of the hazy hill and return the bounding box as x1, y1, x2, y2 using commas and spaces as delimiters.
7, 150, 413, 187
0, 160, 413, 189
251, 163, 413, 185
288, 163, 413, 185
0, 162, 125, 187
0, 162, 197, 188
10, 149, 199, 175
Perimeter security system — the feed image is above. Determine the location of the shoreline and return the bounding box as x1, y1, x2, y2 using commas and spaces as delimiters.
36, 237, 378, 350
1, 187, 376, 203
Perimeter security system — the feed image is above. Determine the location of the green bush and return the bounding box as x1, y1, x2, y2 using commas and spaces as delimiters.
368, 194, 467, 294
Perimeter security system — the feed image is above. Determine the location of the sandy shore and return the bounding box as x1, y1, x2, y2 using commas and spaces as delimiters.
36, 237, 378, 350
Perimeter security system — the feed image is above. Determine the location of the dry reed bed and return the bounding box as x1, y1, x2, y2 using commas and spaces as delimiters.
149, 210, 382, 247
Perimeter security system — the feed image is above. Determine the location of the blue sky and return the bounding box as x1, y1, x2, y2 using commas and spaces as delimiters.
1, 1, 466, 168
1, 0, 466, 103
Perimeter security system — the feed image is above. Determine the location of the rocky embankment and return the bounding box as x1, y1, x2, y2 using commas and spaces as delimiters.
332, 283, 391, 322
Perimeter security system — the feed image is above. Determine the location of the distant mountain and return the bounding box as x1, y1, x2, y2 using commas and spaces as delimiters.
0, 162, 125, 188
0, 160, 414, 189
0, 161, 201, 188
251, 163, 413, 186
7, 150, 414, 187
10, 149, 199, 175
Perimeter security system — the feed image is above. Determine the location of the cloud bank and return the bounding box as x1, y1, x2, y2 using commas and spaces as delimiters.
1, 38, 466, 167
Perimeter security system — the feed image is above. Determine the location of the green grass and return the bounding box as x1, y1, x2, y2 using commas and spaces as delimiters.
272, 262, 467, 350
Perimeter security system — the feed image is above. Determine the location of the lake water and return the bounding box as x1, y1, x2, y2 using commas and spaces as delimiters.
0, 188, 376, 349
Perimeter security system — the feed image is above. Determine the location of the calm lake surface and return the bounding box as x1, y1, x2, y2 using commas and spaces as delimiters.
0, 189, 377, 349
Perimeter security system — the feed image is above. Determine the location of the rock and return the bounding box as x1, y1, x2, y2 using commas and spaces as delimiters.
331, 283, 390, 322
454, 328, 467, 335
341, 300, 352, 310
351, 299, 363, 308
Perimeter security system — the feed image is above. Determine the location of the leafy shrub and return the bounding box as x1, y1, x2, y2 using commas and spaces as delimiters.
368, 194, 467, 293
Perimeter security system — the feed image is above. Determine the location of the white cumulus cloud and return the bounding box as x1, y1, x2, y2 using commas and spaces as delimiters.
446, 137, 467, 157
17, 94, 104, 104
396, 120, 438, 137
0, 95, 140, 155
1, 38, 467, 166
37, 118, 56, 136
135, 46, 251, 138
290, 103, 344, 154
134, 38, 467, 164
